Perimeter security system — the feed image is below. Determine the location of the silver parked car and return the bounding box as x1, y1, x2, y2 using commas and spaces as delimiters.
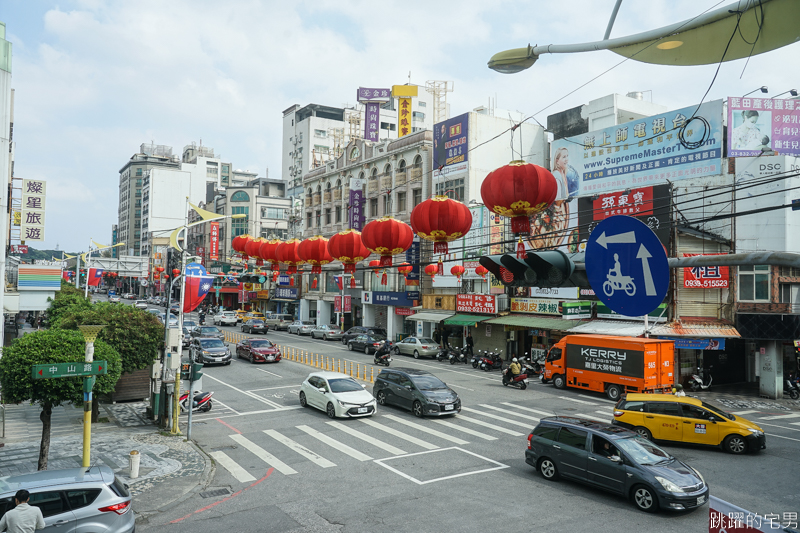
310, 324, 343, 341
214, 311, 238, 326
393, 337, 441, 359
288, 320, 316, 335
0, 466, 135, 532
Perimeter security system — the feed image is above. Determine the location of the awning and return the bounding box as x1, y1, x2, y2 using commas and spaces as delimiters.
484, 314, 579, 330
404, 311, 455, 323
650, 319, 740, 338
444, 314, 492, 327
567, 320, 647, 337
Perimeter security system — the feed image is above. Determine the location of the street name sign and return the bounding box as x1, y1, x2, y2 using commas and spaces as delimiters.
585, 215, 668, 317
32, 361, 108, 380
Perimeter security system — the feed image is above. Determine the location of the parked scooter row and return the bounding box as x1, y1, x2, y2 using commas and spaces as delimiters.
785, 373, 800, 400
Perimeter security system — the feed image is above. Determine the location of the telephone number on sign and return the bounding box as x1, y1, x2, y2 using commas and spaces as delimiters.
456, 306, 494, 313
684, 279, 728, 288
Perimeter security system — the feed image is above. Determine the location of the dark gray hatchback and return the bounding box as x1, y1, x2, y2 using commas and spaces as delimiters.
373, 368, 460, 417
525, 416, 709, 513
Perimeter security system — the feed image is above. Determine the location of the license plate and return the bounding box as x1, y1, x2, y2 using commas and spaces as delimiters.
214, 358, 223, 362
267, 356, 274, 361
697, 496, 705, 505
357, 407, 368, 413
444, 404, 454, 411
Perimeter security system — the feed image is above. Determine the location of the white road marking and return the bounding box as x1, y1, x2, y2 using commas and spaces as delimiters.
759, 421, 800, 432
229, 434, 297, 475
558, 396, 599, 405
501, 403, 555, 418
460, 407, 534, 429
252, 367, 282, 378
191, 406, 302, 422
766, 432, 800, 443
373, 447, 509, 485
247, 385, 299, 392
479, 404, 540, 423
595, 410, 614, 416
326, 421, 406, 455
382, 415, 470, 445
263, 429, 336, 468
296, 425, 373, 461
358, 419, 439, 450
202, 373, 283, 409
758, 413, 800, 421
574, 413, 608, 422
731, 410, 759, 416
209, 451, 255, 483
447, 383, 475, 391
454, 415, 524, 437
209, 398, 240, 415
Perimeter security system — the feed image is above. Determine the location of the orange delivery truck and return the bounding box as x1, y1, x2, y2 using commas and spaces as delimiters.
542, 334, 675, 401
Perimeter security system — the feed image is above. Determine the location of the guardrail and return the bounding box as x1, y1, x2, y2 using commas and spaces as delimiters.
223, 331, 375, 383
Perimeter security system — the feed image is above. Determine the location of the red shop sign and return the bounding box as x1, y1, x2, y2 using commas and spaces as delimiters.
592, 187, 653, 221
683, 253, 729, 289
456, 294, 496, 314
395, 307, 414, 316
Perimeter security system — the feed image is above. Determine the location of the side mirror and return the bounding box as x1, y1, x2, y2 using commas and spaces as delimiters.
610, 455, 623, 464
708, 416, 716, 423
404, 385, 413, 390
318, 388, 327, 394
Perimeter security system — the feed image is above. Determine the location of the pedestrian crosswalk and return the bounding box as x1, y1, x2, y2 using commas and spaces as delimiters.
209, 402, 616, 484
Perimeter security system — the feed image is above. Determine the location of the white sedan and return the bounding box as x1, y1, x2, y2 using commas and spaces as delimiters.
214, 311, 238, 326
299, 372, 377, 418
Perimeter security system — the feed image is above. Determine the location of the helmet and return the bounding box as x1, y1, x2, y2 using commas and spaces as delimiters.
512, 358, 518, 363
675, 384, 684, 391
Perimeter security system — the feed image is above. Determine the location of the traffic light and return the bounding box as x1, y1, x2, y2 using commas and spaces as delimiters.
192, 363, 203, 381
479, 251, 586, 288
180, 362, 204, 381
180, 362, 191, 381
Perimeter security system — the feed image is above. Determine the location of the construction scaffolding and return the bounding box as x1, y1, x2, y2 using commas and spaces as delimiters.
425, 80, 454, 125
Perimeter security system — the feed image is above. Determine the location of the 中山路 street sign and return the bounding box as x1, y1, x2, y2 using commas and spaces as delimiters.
32, 360, 108, 380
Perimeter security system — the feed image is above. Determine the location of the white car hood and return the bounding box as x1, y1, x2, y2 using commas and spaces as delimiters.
333, 389, 374, 404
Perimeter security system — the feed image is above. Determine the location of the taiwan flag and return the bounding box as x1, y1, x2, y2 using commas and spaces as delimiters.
88, 268, 104, 286
334, 275, 344, 291
183, 263, 215, 313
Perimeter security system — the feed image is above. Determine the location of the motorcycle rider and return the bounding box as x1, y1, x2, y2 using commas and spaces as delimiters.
509, 357, 521, 379
374, 340, 391, 362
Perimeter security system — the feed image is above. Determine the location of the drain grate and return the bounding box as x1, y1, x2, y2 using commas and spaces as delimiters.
199, 488, 231, 499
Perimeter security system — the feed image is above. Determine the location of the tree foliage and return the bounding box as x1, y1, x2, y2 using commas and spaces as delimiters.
57, 303, 164, 374
47, 288, 92, 327
0, 329, 122, 408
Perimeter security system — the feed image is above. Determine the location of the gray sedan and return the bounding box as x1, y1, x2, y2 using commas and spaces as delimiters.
190, 337, 232, 365
310, 325, 343, 341
288, 320, 316, 335
393, 337, 441, 359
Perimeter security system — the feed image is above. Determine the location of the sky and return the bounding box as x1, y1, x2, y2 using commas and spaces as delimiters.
2, 0, 798, 253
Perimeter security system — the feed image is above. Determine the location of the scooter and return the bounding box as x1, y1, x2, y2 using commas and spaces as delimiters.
521, 356, 543, 378
689, 366, 713, 392
502, 367, 528, 390
449, 345, 469, 365
374, 342, 393, 367
784, 376, 800, 400
436, 345, 450, 362
180, 390, 213, 413
480, 351, 504, 371
471, 350, 485, 369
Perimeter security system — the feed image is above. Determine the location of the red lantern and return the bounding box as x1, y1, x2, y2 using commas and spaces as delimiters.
172, 268, 180, 276
450, 265, 465, 283
397, 262, 413, 283
298, 236, 333, 275
245, 237, 264, 260
154, 274, 160, 279
481, 161, 558, 253
276, 240, 305, 287
475, 265, 489, 280
369, 260, 382, 277
410, 196, 472, 254
328, 230, 370, 274
259, 238, 283, 271
424, 264, 438, 281
156, 266, 165, 273
231, 235, 245, 253
361, 217, 413, 267
235, 234, 253, 260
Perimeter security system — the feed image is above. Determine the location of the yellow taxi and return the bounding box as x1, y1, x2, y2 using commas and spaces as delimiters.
234, 309, 248, 323
612, 393, 765, 455
244, 312, 265, 320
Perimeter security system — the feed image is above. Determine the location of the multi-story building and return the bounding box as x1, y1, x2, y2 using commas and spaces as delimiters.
116, 144, 180, 257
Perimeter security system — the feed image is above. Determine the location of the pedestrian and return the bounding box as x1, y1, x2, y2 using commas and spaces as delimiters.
466, 331, 474, 356
442, 328, 450, 348
0, 489, 45, 532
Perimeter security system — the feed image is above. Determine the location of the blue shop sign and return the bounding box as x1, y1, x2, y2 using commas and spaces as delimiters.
275, 287, 299, 300
659, 336, 725, 351
364, 291, 420, 307
277, 274, 291, 286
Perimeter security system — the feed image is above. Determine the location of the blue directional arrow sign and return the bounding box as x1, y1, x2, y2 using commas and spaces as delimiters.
585, 215, 669, 317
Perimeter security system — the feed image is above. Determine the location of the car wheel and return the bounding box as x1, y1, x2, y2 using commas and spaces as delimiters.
553, 374, 566, 389
634, 426, 653, 441
538, 458, 559, 480
364, 346, 371, 355
237, 350, 241, 359
393, 347, 400, 355
241, 326, 245, 332
323, 335, 328, 341
347, 343, 353, 351
606, 384, 622, 401
376, 390, 387, 406
412, 401, 424, 418
299, 392, 308, 407
632, 485, 659, 513
326, 402, 337, 419
723, 434, 748, 454
249, 353, 256, 364
413, 350, 420, 359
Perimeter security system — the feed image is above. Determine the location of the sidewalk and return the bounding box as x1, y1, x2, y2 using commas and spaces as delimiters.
0, 401, 214, 522
687, 383, 800, 412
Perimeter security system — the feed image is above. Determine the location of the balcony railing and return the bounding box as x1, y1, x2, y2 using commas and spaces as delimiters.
313, 194, 321, 206
323, 191, 332, 203
380, 175, 392, 189
395, 171, 407, 186
367, 180, 379, 194
410, 166, 423, 182
305, 197, 313, 207
333, 189, 342, 201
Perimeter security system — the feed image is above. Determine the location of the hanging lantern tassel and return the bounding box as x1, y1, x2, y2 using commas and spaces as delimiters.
517, 237, 526, 259
437, 257, 444, 276
381, 270, 388, 286
272, 271, 279, 282
312, 276, 318, 289
350, 275, 356, 289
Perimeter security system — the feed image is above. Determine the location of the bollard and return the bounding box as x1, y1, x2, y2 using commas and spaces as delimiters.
371, 367, 374, 383
349, 361, 353, 377
129, 450, 140, 479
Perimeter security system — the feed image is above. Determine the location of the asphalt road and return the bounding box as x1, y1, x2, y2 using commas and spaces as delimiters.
107, 297, 800, 532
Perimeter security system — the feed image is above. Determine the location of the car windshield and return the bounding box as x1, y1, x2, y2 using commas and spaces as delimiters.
302, 321, 314, 325
417, 338, 436, 344
200, 327, 220, 333
184, 321, 197, 327
701, 401, 734, 421
250, 340, 273, 348
368, 328, 387, 335
328, 378, 363, 393
249, 320, 264, 325
200, 339, 225, 349
369, 335, 387, 342
410, 375, 447, 390
615, 436, 674, 466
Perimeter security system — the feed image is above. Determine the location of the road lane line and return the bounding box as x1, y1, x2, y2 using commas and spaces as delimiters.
209, 451, 256, 483
451, 415, 524, 436
431, 419, 498, 441
296, 425, 373, 461
558, 396, 599, 405
202, 373, 283, 409
252, 367, 282, 378
358, 419, 439, 450
501, 403, 556, 418
479, 404, 540, 423
382, 415, 470, 445
263, 429, 336, 468
326, 421, 406, 455
229, 434, 297, 475
215, 418, 242, 434
758, 421, 800, 432
731, 410, 759, 416
758, 413, 800, 421
210, 398, 240, 416
766, 432, 800, 442
574, 413, 608, 422
461, 407, 534, 429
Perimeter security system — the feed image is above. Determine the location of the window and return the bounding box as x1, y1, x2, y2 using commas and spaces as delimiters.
413, 189, 422, 207
556, 427, 587, 450
29, 491, 66, 518
370, 198, 379, 217
261, 207, 285, 219
680, 405, 713, 420
383, 195, 390, 214
434, 297, 443, 309
412, 111, 425, 120
380, 122, 397, 131
739, 265, 770, 302
780, 266, 800, 277
325, 208, 332, 225
135, 179, 142, 186
646, 402, 681, 416
136, 168, 142, 176
436, 178, 465, 201
231, 206, 249, 236
533, 425, 559, 441
66, 490, 101, 510
307, 211, 312, 227
418, 101, 427, 107
222, 164, 229, 173
335, 206, 342, 223
315, 210, 321, 227
397, 192, 406, 212
314, 129, 327, 138
780, 283, 800, 304
230, 191, 251, 202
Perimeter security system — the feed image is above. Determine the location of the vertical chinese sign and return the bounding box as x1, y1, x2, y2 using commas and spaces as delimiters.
392, 85, 418, 138
349, 178, 365, 231
21, 179, 46, 243
356, 88, 391, 142
209, 222, 219, 261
